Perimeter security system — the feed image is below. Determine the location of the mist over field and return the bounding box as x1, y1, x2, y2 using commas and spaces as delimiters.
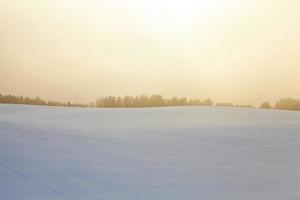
1, 104, 300, 200
1, 0, 300, 104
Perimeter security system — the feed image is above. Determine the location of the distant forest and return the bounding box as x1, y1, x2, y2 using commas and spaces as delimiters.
0, 93, 299, 111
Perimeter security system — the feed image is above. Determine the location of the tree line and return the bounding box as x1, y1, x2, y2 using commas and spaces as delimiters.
0, 94, 213, 108
1, 93, 300, 111
0, 94, 89, 107
259, 98, 300, 111
96, 95, 213, 107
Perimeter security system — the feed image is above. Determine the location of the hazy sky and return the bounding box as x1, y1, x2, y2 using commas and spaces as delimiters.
1, 0, 299, 105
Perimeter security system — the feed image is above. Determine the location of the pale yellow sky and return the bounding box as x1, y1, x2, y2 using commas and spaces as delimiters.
0, 0, 299, 105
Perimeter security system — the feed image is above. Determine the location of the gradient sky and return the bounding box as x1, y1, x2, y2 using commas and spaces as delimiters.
1, 0, 299, 105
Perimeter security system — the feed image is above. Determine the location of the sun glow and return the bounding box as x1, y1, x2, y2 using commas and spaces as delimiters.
139, 0, 224, 34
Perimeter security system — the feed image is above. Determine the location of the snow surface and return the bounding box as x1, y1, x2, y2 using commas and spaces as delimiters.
0, 104, 300, 200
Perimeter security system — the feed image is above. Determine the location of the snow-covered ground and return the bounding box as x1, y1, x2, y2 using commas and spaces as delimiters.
0, 104, 300, 200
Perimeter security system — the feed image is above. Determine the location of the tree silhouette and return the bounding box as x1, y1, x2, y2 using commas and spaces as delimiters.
275, 98, 300, 111
260, 102, 272, 109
